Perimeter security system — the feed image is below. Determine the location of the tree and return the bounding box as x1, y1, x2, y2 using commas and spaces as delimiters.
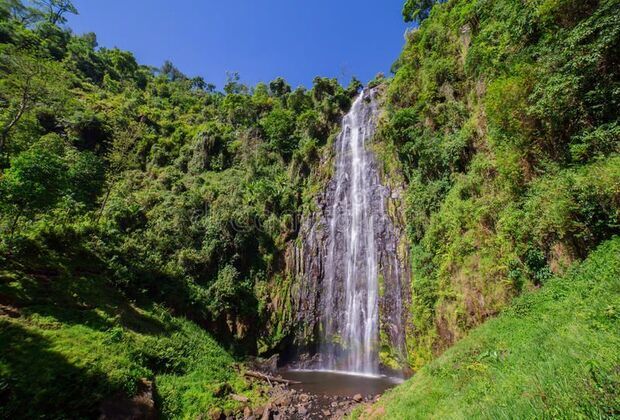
95, 120, 145, 222
402, 0, 445, 23
269, 77, 291, 98
66, 149, 104, 204
0, 135, 68, 235
64, 33, 107, 83
346, 77, 363, 96
224, 71, 248, 95
296, 109, 327, 141
260, 108, 297, 156
206, 265, 244, 317
0, 53, 68, 159
33, 0, 77, 25
1, 0, 30, 23
34, 21, 71, 59
160, 60, 187, 82
287, 87, 312, 113
190, 76, 215, 92
99, 48, 139, 82
311, 77, 338, 103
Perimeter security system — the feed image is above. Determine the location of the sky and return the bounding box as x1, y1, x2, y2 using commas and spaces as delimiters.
67, 1, 410, 90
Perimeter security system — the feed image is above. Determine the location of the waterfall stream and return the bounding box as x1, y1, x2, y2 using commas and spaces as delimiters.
287, 87, 409, 378
319, 89, 404, 375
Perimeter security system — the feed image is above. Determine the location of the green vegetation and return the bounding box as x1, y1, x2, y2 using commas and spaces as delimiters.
402, 0, 447, 23
384, 0, 620, 367
0, 258, 263, 419
1, 0, 619, 417
361, 237, 620, 419
355, 0, 620, 415
0, 0, 358, 349
0, 0, 358, 415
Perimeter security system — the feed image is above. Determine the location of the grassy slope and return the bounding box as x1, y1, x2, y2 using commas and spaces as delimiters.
0, 262, 263, 419
360, 237, 620, 419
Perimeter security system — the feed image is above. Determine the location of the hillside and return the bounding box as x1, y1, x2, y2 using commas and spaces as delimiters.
360, 237, 620, 418
0, 0, 361, 355
357, 0, 620, 416
0, 0, 359, 416
379, 0, 620, 367
0, 257, 263, 419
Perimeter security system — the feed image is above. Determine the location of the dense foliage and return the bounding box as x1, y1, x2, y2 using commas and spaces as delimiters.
383, 0, 620, 367
0, 2, 363, 415
0, 0, 359, 355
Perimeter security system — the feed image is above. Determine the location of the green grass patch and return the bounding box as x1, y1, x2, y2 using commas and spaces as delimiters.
0, 267, 263, 419
361, 237, 620, 419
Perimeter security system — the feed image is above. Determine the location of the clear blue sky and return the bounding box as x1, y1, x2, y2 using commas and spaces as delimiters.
67, 1, 410, 89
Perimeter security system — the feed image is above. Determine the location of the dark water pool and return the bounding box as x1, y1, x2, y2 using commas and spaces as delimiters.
279, 370, 403, 397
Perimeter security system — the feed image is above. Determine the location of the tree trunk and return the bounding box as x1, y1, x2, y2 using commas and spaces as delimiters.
95, 182, 114, 223
9, 208, 23, 239
0, 85, 30, 158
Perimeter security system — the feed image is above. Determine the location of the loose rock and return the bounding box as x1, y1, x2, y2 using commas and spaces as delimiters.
253, 406, 265, 417
231, 394, 249, 403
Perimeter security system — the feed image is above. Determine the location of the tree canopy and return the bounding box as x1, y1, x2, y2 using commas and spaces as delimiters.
402, 0, 446, 23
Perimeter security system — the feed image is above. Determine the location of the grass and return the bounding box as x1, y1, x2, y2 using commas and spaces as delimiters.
0, 261, 264, 419
359, 237, 620, 419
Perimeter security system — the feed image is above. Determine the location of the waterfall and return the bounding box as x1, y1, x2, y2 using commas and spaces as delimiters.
287, 87, 409, 376
319, 88, 403, 375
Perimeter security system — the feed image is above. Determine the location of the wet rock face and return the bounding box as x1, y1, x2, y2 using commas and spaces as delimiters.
285, 88, 410, 372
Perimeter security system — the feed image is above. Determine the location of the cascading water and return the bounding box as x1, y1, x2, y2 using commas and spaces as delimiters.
285, 87, 409, 378
317, 88, 406, 375
322, 91, 378, 374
